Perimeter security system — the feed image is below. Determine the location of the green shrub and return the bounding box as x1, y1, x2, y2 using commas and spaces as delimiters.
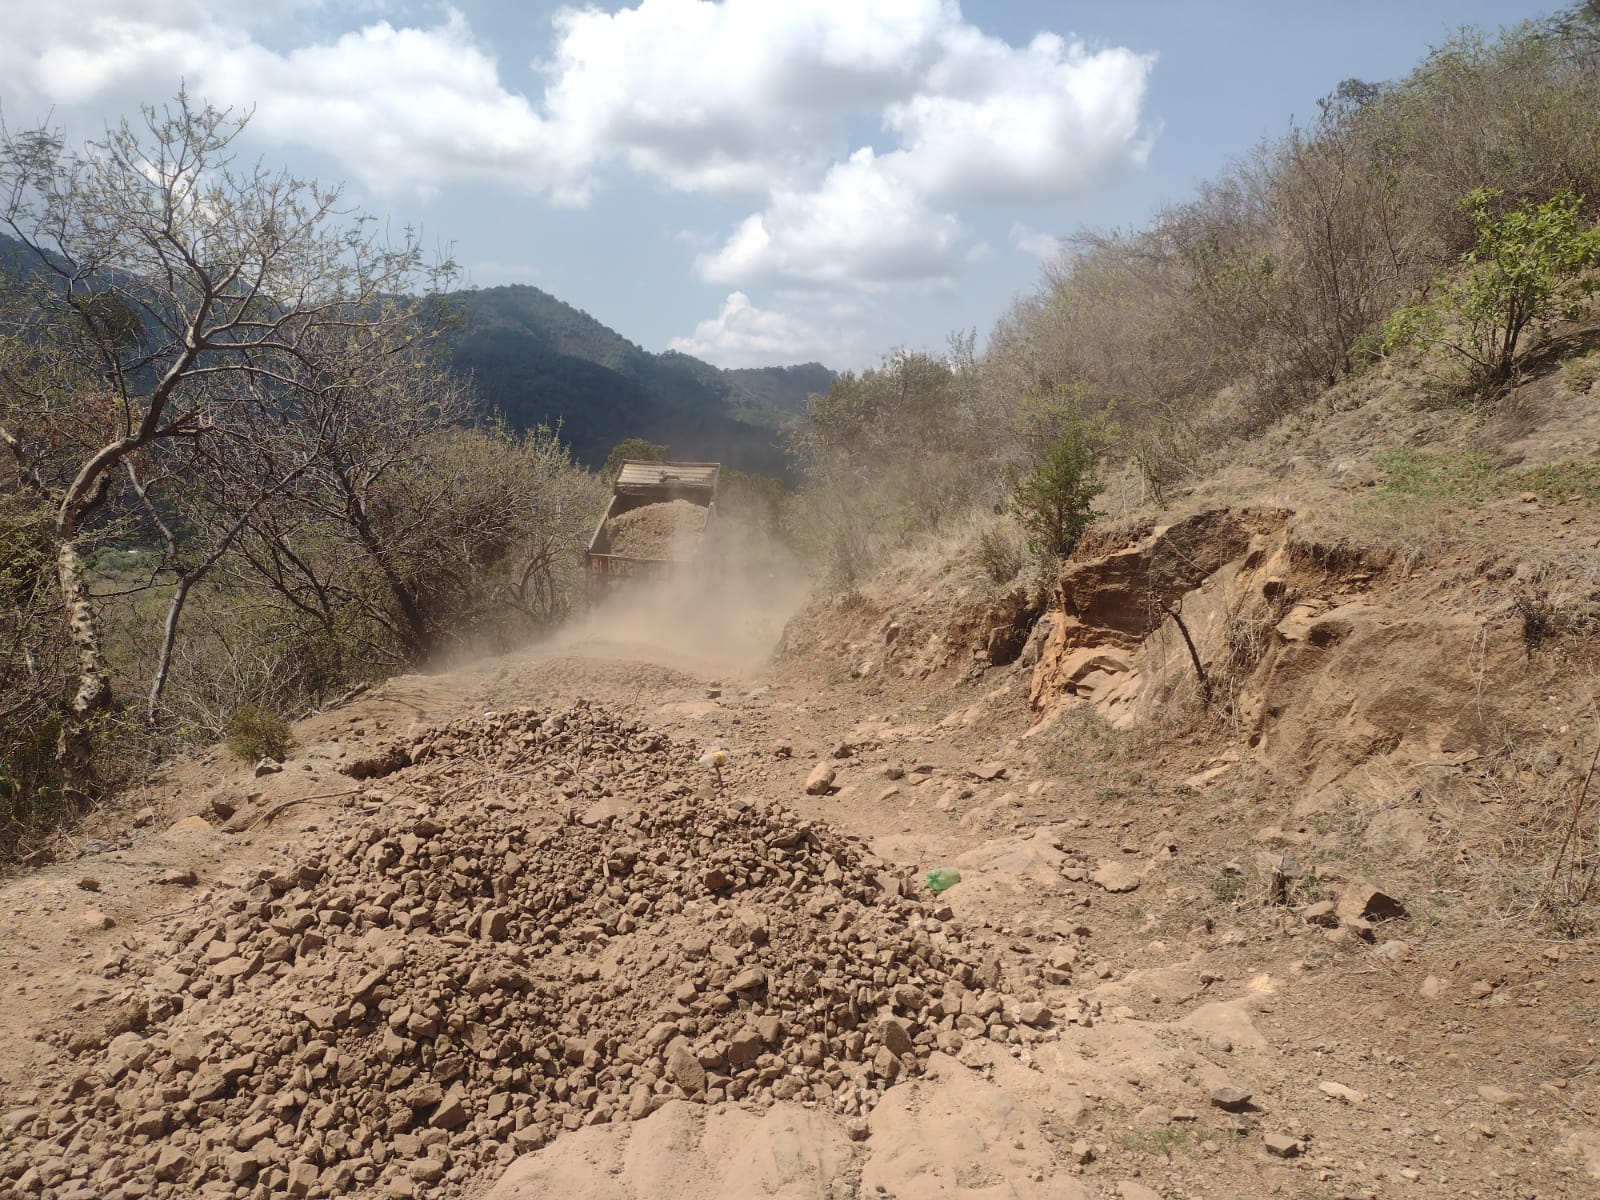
1009, 422, 1107, 558
1384, 189, 1600, 396
225, 703, 296, 763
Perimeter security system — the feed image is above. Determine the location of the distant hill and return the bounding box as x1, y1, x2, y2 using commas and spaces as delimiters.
445, 285, 832, 478
0, 237, 832, 480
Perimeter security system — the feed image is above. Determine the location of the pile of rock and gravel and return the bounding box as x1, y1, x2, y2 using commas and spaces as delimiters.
603, 498, 707, 559
2, 704, 1051, 1200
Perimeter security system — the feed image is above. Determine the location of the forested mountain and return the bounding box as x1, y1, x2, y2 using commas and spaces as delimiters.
446, 285, 831, 477
0, 237, 830, 479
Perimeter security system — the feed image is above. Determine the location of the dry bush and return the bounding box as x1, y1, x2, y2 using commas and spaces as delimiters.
790, 345, 1010, 588
225, 703, 296, 763
1562, 352, 1600, 394
976, 517, 1028, 584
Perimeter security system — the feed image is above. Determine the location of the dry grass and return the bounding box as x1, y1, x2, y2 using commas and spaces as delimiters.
1561, 352, 1600, 396
1415, 705, 1600, 937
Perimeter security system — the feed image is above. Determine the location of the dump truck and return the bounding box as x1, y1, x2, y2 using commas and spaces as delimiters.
586, 460, 720, 601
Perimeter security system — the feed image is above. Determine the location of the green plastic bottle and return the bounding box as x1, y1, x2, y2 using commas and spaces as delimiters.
925, 867, 963, 894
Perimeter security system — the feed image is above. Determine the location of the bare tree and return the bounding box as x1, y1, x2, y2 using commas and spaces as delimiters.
0, 92, 447, 803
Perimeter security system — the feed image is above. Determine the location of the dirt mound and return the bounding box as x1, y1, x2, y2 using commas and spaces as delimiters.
605, 499, 707, 560
2, 703, 1043, 1200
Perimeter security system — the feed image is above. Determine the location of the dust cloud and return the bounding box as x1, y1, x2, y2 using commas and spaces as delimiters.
551, 515, 812, 678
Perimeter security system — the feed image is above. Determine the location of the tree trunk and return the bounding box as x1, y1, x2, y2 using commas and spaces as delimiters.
55, 535, 111, 807
344, 488, 431, 657
147, 573, 193, 724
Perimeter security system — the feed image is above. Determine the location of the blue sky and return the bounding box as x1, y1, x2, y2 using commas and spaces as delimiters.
0, 1, 1560, 369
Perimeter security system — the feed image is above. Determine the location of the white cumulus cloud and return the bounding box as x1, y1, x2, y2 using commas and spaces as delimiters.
696, 149, 963, 293
2, 0, 1157, 338
1011, 222, 1064, 261
669, 291, 861, 368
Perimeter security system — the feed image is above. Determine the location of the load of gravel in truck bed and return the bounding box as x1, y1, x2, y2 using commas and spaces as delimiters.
604, 499, 708, 560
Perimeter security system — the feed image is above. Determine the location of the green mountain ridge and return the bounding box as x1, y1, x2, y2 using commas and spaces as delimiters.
0, 235, 832, 480
446, 284, 832, 478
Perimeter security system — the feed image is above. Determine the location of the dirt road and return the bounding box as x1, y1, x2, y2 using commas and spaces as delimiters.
2, 628, 1598, 1200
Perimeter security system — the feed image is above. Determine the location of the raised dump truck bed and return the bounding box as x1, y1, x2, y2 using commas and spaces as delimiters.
586, 460, 720, 599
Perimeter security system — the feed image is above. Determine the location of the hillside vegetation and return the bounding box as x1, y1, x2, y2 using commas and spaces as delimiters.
0, 98, 617, 853
447, 285, 827, 478
788, 4, 1600, 588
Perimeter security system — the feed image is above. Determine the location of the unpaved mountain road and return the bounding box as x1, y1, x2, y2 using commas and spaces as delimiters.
2, 634, 1598, 1200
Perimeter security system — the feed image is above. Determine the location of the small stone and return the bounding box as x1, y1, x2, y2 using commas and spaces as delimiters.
878, 1016, 914, 1058
972, 761, 1008, 781
1263, 1133, 1302, 1158
1018, 1002, 1052, 1027
254, 758, 285, 777
1091, 861, 1140, 893
82, 909, 115, 931
1208, 1086, 1253, 1111
1469, 979, 1494, 999
1301, 900, 1338, 927
1071, 1139, 1094, 1164
154, 1146, 190, 1181
430, 1085, 470, 1130
1476, 1085, 1522, 1106
666, 1045, 707, 1094
76, 877, 99, 891
408, 1158, 446, 1183
847, 1118, 871, 1142
1419, 975, 1449, 999
1318, 1081, 1365, 1105
1336, 882, 1406, 923
804, 763, 836, 795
